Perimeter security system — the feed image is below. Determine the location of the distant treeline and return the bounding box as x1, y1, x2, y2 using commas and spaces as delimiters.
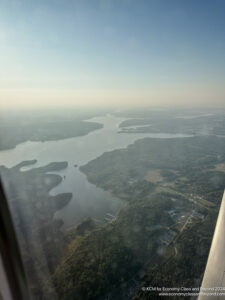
0, 110, 104, 150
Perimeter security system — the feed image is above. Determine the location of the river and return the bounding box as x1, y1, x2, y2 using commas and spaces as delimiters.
0, 114, 192, 228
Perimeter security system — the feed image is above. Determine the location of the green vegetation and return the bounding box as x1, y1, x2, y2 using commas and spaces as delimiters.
72, 135, 224, 299
118, 111, 225, 135
134, 212, 216, 299
81, 136, 225, 201
52, 195, 174, 300
119, 118, 152, 128
0, 110, 103, 150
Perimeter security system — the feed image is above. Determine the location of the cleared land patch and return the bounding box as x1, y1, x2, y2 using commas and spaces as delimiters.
214, 163, 225, 172
144, 169, 163, 183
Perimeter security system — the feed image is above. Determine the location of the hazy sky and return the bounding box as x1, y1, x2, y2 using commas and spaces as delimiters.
0, 0, 225, 109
